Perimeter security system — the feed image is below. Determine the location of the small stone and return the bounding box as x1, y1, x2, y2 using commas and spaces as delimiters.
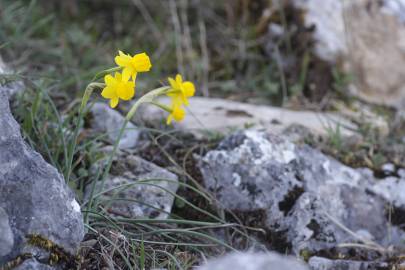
308, 256, 389, 270
381, 163, 395, 174
198, 252, 309, 270
90, 102, 140, 149
0, 56, 24, 98
85, 154, 178, 219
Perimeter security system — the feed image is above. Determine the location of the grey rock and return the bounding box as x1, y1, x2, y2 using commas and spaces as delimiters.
90, 102, 140, 149
0, 87, 84, 266
308, 256, 389, 270
198, 130, 405, 255
85, 153, 178, 219
0, 207, 14, 257
369, 177, 405, 209
13, 259, 54, 270
197, 252, 309, 270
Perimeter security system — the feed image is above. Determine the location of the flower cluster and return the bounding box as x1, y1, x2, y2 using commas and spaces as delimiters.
166, 74, 195, 124
100, 51, 195, 124
101, 51, 151, 108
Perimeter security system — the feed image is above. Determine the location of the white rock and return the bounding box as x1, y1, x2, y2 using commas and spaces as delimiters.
198, 252, 309, 270
293, 0, 405, 108
0, 56, 23, 97
134, 97, 357, 138
370, 177, 405, 209
293, 0, 346, 62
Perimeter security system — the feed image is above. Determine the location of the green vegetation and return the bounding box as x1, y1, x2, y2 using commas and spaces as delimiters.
1, 1, 271, 268
2, 0, 405, 268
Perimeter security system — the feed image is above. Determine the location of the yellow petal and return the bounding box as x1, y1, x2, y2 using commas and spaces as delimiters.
101, 86, 117, 99
104, 74, 115, 86
172, 106, 185, 122
182, 95, 189, 106
175, 74, 183, 85
132, 53, 152, 72
115, 52, 132, 67
171, 95, 183, 106
168, 77, 179, 90
110, 97, 119, 108
117, 82, 135, 100
114, 72, 122, 81
183, 82, 195, 97
122, 68, 132, 82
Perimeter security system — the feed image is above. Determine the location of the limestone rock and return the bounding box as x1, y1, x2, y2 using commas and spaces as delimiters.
198, 130, 405, 255
294, 0, 405, 108
369, 176, 405, 209
292, 0, 346, 62
129, 97, 357, 138
0, 86, 84, 267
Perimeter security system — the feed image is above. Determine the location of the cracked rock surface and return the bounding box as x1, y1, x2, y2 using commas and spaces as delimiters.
198, 130, 405, 260
0, 86, 84, 268
85, 151, 179, 219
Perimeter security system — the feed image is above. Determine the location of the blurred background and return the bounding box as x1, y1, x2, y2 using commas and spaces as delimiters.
3, 0, 405, 178
0, 0, 370, 110
3, 0, 405, 111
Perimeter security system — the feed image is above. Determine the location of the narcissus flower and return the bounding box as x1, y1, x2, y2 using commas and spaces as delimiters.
101, 72, 135, 108
167, 74, 195, 106
115, 51, 152, 81
166, 97, 186, 125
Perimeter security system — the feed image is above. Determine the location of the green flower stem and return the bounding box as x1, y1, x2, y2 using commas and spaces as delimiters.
150, 101, 172, 113
126, 86, 170, 120
86, 86, 170, 220
92, 66, 122, 81
65, 82, 105, 183
164, 89, 182, 95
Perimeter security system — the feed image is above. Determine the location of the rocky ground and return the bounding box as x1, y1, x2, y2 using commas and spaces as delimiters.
1, 0, 405, 269
2, 80, 405, 269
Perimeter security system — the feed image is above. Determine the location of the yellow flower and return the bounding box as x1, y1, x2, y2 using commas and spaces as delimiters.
115, 51, 152, 81
101, 72, 135, 108
166, 97, 186, 125
167, 74, 195, 106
